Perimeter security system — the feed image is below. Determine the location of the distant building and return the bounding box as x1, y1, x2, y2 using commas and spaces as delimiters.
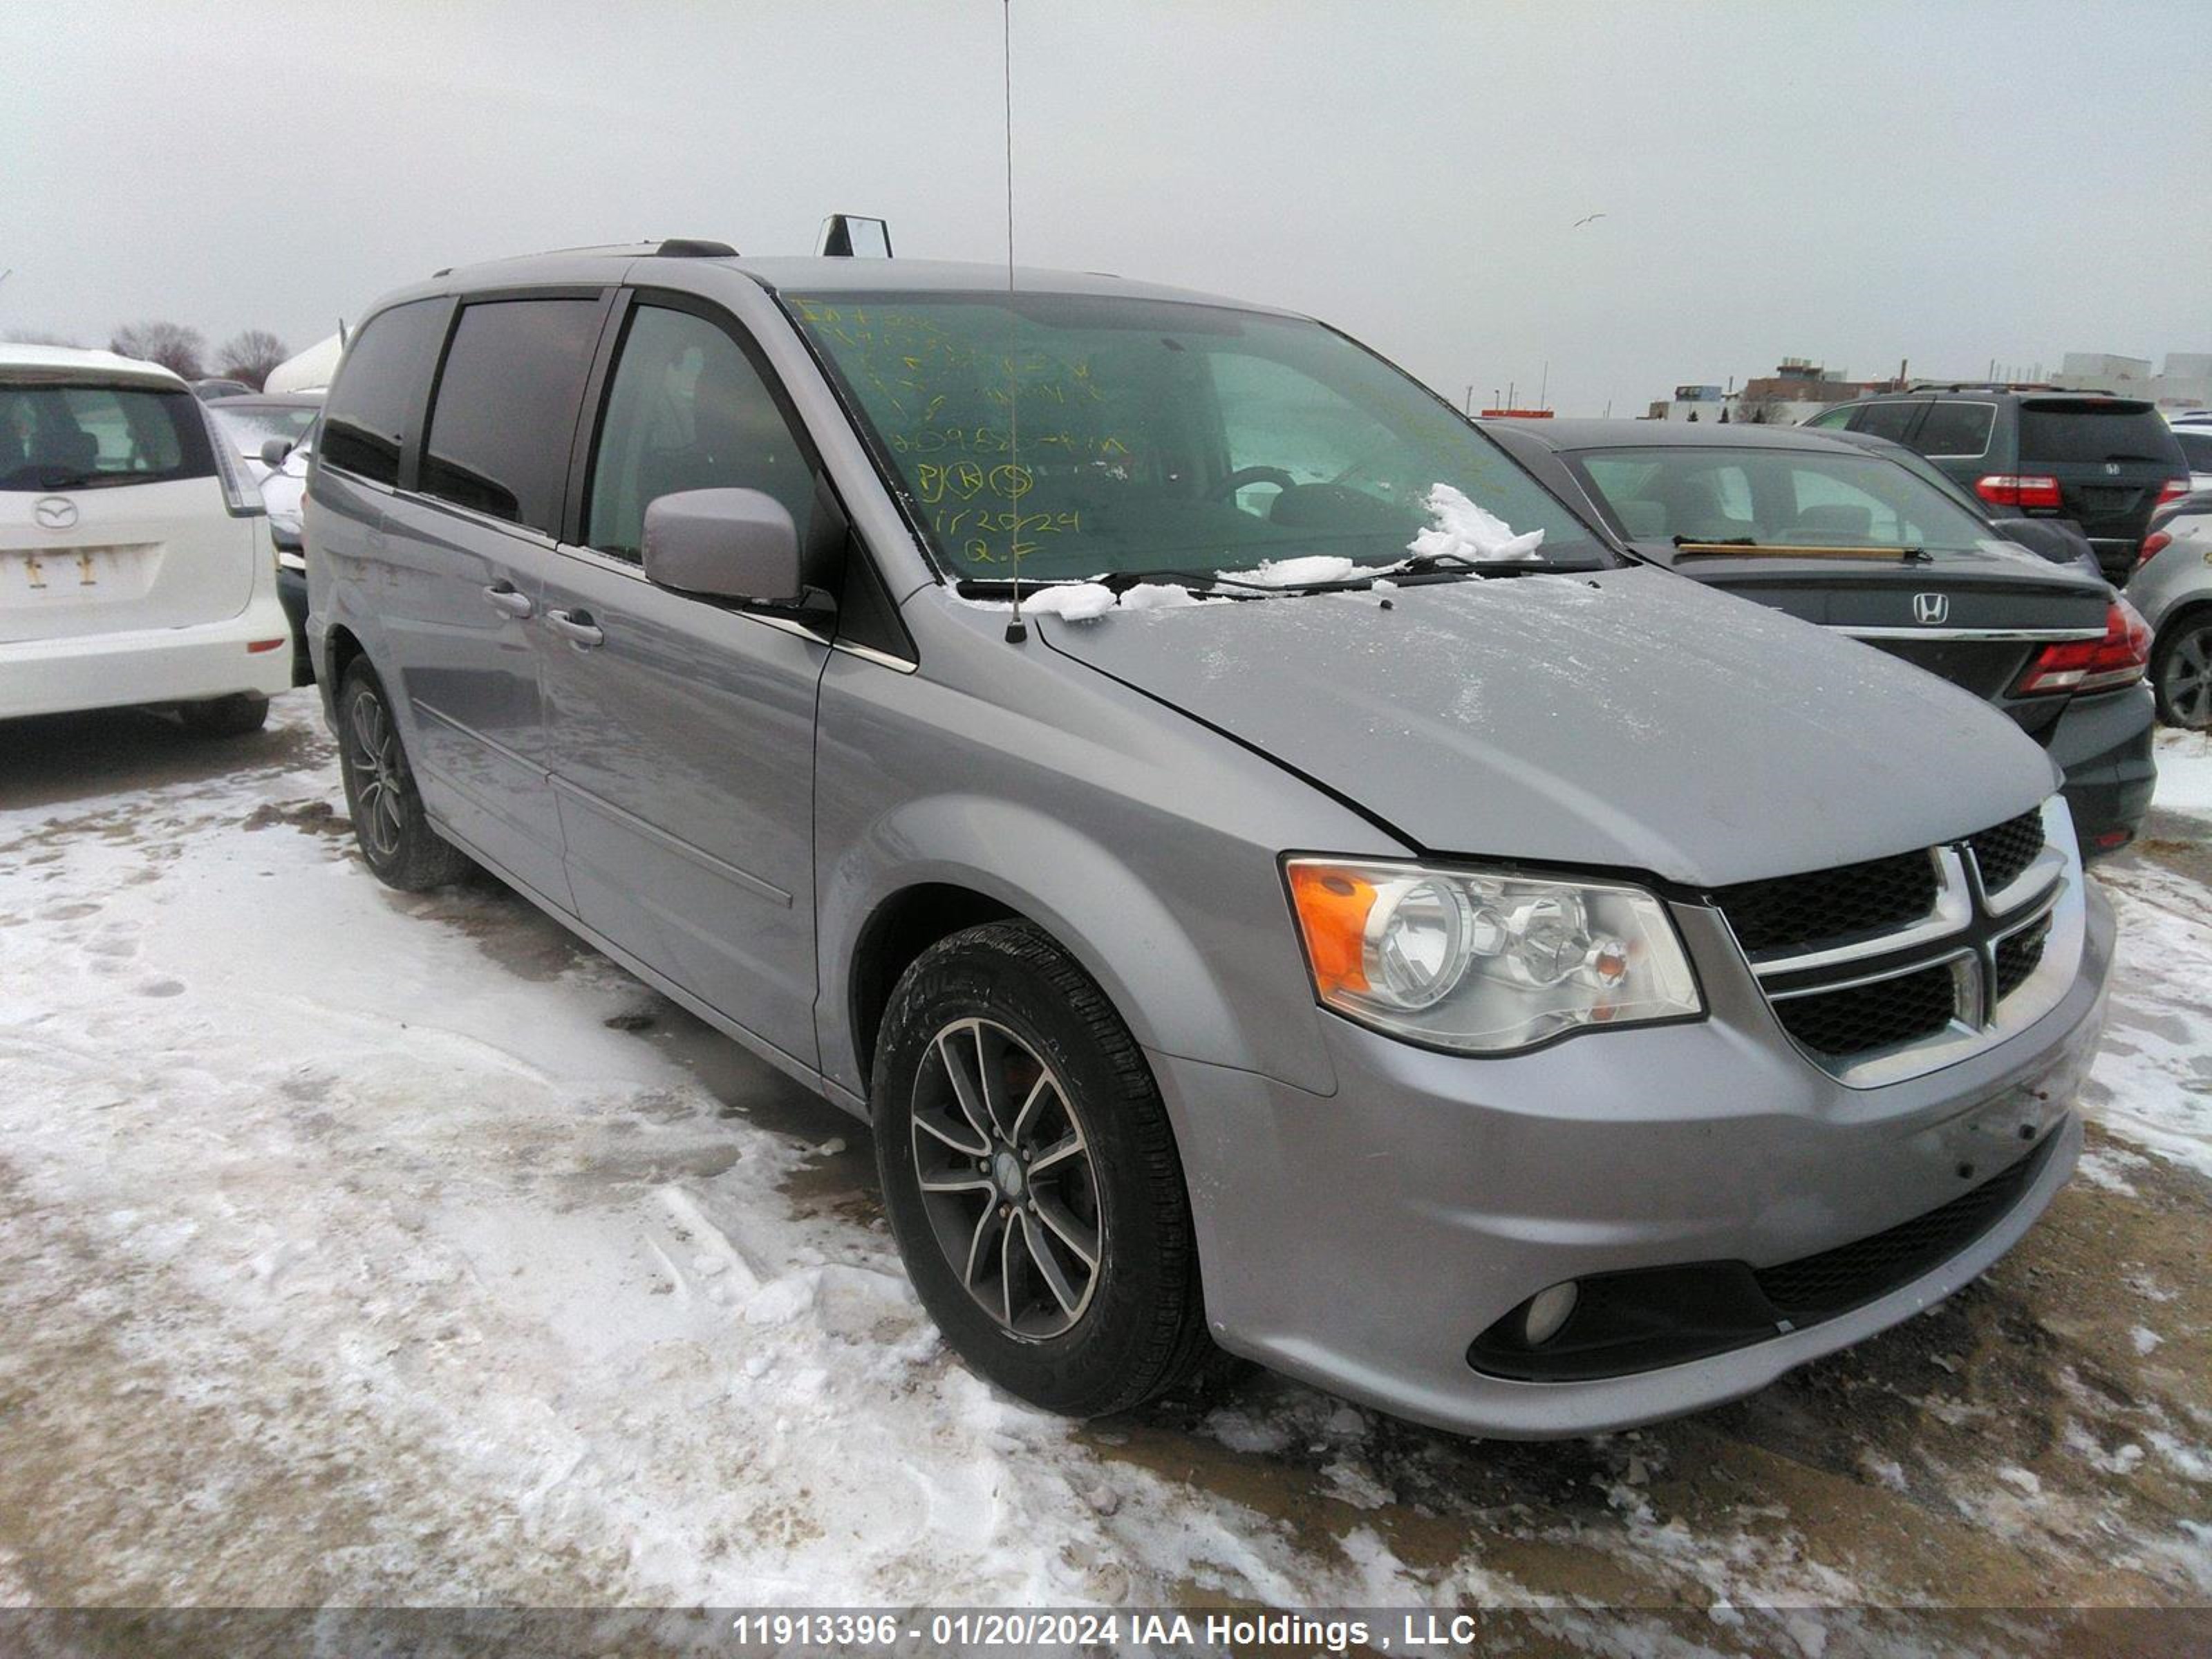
1642, 358, 1903, 424
2051, 350, 2211, 413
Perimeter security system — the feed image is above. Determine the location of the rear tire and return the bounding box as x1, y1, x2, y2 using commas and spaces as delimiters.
2152, 612, 2212, 729
178, 693, 269, 738
873, 921, 1211, 1417
335, 663, 472, 891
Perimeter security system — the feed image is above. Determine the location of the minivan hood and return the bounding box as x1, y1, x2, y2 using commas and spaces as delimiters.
1038, 565, 2059, 888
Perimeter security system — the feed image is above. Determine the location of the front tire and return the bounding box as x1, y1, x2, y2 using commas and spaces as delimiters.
873, 921, 1210, 1416
179, 693, 269, 738
2152, 612, 2212, 729
335, 663, 472, 891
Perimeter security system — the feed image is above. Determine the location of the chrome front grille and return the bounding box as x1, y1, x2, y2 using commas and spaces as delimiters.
1716, 797, 2083, 1086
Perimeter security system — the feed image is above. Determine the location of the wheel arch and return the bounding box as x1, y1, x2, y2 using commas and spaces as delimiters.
822, 797, 1295, 1102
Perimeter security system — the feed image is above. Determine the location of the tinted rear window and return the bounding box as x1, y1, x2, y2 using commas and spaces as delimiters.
2173, 429, 2212, 471
2018, 401, 2184, 467
1911, 402, 1994, 458
0, 382, 214, 491
420, 298, 603, 534
322, 299, 450, 486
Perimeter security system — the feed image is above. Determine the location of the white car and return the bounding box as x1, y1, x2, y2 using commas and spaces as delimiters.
2170, 419, 2212, 495
2, 344, 293, 731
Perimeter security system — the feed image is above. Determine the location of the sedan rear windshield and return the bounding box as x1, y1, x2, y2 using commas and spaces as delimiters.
1, 382, 216, 491
1577, 446, 2007, 554
2018, 400, 2184, 467
785, 290, 1604, 583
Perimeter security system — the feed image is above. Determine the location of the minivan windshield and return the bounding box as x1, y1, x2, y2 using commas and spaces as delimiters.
0, 382, 214, 491
786, 290, 1606, 584
1576, 445, 2009, 555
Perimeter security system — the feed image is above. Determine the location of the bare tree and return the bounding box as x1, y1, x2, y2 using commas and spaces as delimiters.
109, 321, 207, 379
215, 329, 289, 391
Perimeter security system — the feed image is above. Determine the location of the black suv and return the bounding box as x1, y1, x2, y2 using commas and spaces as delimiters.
1804, 389, 2188, 585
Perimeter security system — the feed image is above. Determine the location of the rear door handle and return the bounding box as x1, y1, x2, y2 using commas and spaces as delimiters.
545, 608, 605, 648
482, 581, 534, 619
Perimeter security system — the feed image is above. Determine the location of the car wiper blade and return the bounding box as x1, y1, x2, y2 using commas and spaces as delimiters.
1672, 538, 1930, 563
1394, 551, 1563, 579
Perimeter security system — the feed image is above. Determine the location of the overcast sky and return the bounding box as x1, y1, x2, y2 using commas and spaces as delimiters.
6, 1, 2206, 413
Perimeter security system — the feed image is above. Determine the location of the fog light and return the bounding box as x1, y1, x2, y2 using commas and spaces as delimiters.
1523, 1280, 1580, 1346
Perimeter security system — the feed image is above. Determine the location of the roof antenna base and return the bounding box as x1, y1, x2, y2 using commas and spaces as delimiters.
1003, 617, 1028, 644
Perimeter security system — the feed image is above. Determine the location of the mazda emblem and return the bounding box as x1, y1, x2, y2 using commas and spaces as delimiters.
32, 496, 78, 529
1913, 592, 1949, 626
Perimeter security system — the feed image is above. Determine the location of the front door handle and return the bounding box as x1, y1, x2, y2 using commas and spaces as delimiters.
482, 581, 534, 619
545, 607, 605, 649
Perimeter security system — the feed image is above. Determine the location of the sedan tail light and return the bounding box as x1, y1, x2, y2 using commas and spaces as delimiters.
2138, 530, 2172, 568
2013, 599, 2152, 696
1975, 474, 2064, 509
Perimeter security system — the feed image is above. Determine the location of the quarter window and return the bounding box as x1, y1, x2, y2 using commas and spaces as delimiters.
1911, 402, 1994, 458
585, 304, 815, 560
321, 299, 449, 487
1852, 401, 1924, 442
420, 299, 604, 534
1806, 406, 1855, 430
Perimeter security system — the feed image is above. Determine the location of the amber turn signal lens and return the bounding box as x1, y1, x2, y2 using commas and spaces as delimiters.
1287, 865, 1377, 997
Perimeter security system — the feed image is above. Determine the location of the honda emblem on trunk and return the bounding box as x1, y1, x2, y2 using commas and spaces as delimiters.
32, 496, 78, 529
2103, 462, 2121, 476
1913, 592, 1949, 626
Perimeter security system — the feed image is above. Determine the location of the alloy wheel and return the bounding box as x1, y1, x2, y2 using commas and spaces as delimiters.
908, 1016, 1104, 1339
2165, 625, 2212, 728
346, 689, 408, 861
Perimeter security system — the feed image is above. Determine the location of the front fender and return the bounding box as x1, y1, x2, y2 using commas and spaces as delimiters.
816, 791, 1338, 1102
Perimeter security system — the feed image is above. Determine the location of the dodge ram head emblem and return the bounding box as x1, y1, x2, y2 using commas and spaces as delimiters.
32, 497, 78, 529
1913, 592, 1950, 626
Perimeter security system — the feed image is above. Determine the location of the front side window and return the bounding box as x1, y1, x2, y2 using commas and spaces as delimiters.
420, 298, 603, 533
786, 290, 1602, 583
209, 402, 319, 455
585, 304, 816, 560
1911, 402, 1994, 458
321, 299, 448, 487
0, 382, 212, 490
1579, 447, 2005, 552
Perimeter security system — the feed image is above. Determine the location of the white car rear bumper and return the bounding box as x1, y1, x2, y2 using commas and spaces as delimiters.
0, 592, 294, 720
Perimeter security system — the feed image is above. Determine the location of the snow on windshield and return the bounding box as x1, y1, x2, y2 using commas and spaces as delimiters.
959, 487, 1543, 624
1408, 482, 1545, 563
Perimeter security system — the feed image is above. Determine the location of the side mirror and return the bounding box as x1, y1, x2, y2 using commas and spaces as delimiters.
642, 488, 806, 604
260, 435, 295, 470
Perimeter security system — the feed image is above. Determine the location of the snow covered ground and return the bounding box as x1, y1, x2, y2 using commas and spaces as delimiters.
1, 693, 2209, 1651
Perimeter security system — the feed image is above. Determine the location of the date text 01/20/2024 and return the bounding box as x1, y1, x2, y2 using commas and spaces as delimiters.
726, 1611, 1505, 1651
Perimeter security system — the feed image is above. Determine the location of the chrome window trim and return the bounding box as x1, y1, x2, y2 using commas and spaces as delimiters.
1835, 626, 2105, 644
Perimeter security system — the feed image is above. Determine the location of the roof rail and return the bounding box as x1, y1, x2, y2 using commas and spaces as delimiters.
655, 238, 739, 258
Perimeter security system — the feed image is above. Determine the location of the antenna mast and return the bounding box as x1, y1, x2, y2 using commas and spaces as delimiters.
1001, 0, 1027, 644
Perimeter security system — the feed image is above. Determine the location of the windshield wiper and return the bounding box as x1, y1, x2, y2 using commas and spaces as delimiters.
1671, 536, 1930, 563
1393, 551, 1566, 579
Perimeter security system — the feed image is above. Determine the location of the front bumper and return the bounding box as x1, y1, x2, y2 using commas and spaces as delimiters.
0, 597, 294, 720
1152, 882, 2113, 1439
2050, 684, 2156, 857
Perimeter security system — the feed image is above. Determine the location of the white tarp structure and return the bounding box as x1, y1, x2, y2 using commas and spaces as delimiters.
264, 330, 343, 393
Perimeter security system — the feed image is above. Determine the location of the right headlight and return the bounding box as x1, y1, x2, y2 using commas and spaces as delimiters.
1285, 858, 1703, 1053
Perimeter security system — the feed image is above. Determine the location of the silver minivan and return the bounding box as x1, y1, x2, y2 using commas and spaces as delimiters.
306, 245, 2113, 1437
